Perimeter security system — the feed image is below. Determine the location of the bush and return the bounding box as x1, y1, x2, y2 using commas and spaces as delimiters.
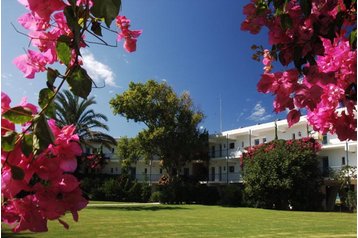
241, 138, 323, 210
150, 191, 162, 202
220, 185, 242, 206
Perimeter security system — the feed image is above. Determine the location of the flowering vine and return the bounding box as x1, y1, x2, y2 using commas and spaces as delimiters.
241, 0, 357, 141
2, 0, 141, 232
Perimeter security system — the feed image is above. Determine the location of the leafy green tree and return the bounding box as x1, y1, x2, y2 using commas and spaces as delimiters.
116, 136, 142, 173
241, 138, 323, 211
55, 89, 117, 149
110, 80, 208, 178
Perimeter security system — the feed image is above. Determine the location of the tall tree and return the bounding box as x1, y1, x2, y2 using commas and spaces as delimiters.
110, 80, 208, 178
55, 89, 117, 149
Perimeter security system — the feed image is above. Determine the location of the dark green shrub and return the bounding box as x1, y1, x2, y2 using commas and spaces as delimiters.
241, 138, 323, 210
220, 184, 242, 206
150, 191, 162, 202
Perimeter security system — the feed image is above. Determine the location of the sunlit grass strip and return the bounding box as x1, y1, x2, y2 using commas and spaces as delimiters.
2, 203, 356, 238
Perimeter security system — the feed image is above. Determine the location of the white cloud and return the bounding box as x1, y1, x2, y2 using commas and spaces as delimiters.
247, 102, 272, 122
81, 50, 118, 88
2, 73, 13, 80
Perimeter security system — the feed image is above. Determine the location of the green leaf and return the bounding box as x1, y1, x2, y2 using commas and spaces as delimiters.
299, 0, 312, 17
1, 131, 17, 152
38, 88, 56, 118
2, 106, 32, 124
47, 68, 59, 91
349, 29, 357, 50
11, 165, 25, 180
21, 133, 33, 157
280, 14, 292, 30
67, 66, 92, 99
90, 0, 121, 27
56, 35, 72, 66
64, 6, 81, 54
33, 115, 55, 154
91, 21, 103, 36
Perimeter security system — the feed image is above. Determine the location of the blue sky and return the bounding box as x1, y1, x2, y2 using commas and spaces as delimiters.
1, 1, 288, 138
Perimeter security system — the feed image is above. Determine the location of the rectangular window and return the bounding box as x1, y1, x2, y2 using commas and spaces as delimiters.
342, 157, 346, 165
262, 137, 267, 143
241, 141, 244, 147
144, 168, 147, 174
160, 168, 163, 174
229, 142, 235, 149
322, 134, 328, 144
110, 168, 113, 173
184, 168, 189, 176
254, 139, 260, 145
112, 148, 115, 153
211, 146, 215, 158
229, 166, 235, 173
292, 133, 296, 140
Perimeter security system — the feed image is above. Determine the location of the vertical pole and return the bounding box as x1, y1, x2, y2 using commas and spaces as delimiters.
219, 95, 223, 133
226, 134, 229, 184
249, 129, 252, 147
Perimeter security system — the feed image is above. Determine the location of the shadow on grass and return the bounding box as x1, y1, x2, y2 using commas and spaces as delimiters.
1, 231, 34, 238
87, 205, 188, 211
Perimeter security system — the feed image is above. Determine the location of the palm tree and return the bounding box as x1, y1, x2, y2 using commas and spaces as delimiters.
55, 90, 117, 150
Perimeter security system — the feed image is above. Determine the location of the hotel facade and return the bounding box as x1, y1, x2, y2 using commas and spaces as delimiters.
89, 116, 357, 209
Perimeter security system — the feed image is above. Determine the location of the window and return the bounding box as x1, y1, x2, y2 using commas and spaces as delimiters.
229, 166, 235, 173
254, 139, 260, 145
262, 137, 267, 143
184, 168, 189, 176
211, 146, 215, 158
115, 167, 118, 172
229, 142, 235, 149
112, 148, 115, 153
110, 168, 113, 173
144, 168, 147, 174
86, 147, 91, 154
159, 168, 163, 174
298, 131, 302, 137
292, 133, 296, 140
322, 134, 328, 144
342, 157, 346, 165
241, 141, 244, 147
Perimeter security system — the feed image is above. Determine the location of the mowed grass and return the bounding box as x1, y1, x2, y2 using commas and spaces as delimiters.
2, 202, 356, 238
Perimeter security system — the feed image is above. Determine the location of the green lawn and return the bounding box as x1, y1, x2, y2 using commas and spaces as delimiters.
2, 202, 356, 238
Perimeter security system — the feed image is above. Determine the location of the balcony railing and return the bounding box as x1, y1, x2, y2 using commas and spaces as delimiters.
209, 149, 243, 159
208, 172, 241, 183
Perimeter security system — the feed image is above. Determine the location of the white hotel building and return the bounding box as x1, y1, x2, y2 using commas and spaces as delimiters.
91, 116, 357, 208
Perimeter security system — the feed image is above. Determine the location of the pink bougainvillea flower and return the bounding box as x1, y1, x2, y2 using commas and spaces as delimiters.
17, 12, 50, 31
26, 0, 65, 20
13, 49, 55, 79
287, 109, 301, 128
116, 15, 142, 52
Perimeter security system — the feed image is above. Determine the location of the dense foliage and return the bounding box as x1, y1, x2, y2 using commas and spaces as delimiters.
242, 0, 357, 141
241, 138, 323, 210
110, 80, 209, 179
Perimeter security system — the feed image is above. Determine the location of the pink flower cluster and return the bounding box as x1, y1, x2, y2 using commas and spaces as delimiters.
240, 137, 321, 168
14, 0, 141, 79
116, 15, 143, 53
242, 0, 357, 141
1, 93, 88, 232
14, 0, 69, 79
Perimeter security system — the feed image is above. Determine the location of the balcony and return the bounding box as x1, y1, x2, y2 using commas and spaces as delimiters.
204, 172, 242, 184
209, 149, 243, 159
